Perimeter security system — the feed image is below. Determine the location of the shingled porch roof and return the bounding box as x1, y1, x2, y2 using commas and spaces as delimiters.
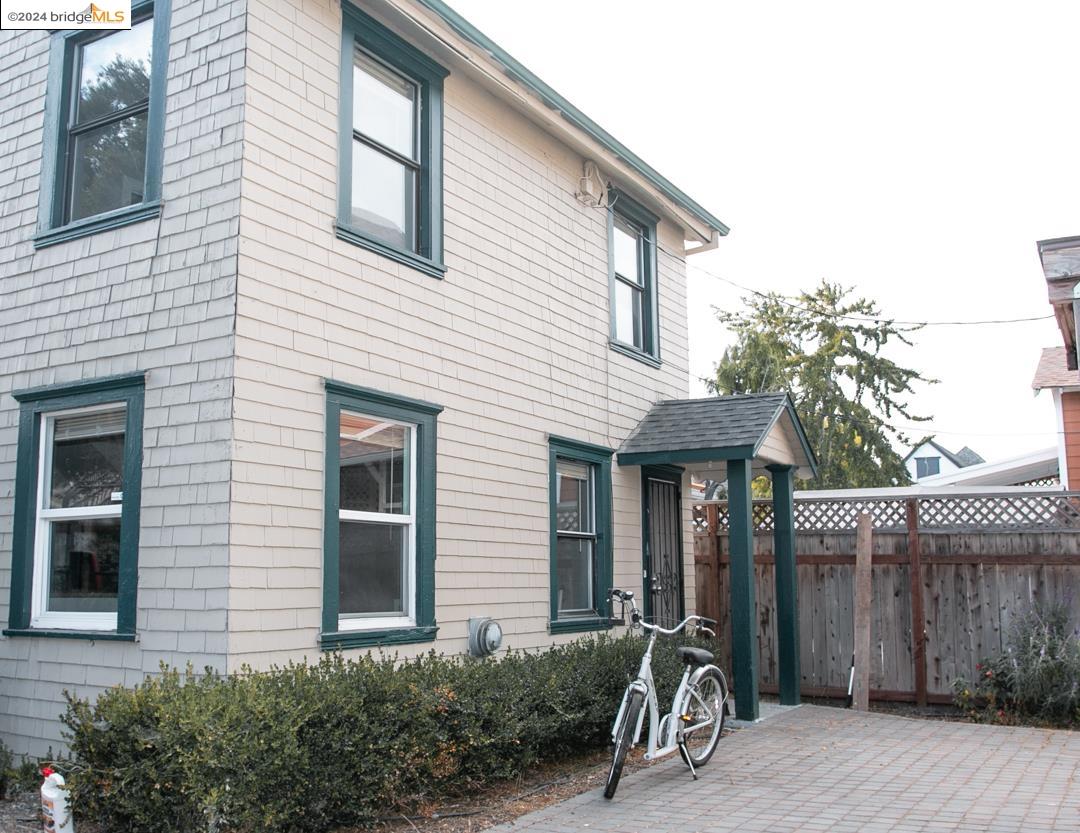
615, 392, 817, 479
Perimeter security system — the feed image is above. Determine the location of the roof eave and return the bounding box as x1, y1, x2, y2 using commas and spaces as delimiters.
617, 445, 757, 467
410, 0, 729, 240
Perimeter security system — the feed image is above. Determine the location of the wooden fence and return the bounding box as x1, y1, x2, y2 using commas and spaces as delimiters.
692, 491, 1080, 704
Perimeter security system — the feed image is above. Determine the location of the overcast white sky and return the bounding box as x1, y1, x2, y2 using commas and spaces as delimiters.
449, 0, 1079, 462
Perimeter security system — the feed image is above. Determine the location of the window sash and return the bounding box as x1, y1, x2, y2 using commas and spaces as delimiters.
350, 44, 422, 254
613, 215, 644, 287
554, 458, 598, 618
61, 12, 154, 226
349, 135, 420, 252
337, 412, 418, 631
31, 404, 128, 631
556, 458, 594, 534
614, 276, 645, 349
609, 197, 657, 359
555, 533, 595, 617
69, 100, 150, 137
353, 46, 420, 164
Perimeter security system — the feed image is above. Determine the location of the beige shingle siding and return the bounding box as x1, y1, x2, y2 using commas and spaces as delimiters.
0, 0, 702, 754
0, 0, 247, 756
228, 0, 694, 668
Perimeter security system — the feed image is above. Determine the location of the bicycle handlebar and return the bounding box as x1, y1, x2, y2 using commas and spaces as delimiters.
608, 588, 716, 637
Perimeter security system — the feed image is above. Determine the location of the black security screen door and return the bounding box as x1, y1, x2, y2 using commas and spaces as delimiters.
644, 471, 684, 626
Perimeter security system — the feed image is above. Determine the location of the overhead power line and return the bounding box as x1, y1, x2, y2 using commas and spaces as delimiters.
686, 264, 1054, 328
594, 198, 1052, 328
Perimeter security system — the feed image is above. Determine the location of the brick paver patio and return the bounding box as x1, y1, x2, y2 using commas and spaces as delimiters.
492, 705, 1080, 833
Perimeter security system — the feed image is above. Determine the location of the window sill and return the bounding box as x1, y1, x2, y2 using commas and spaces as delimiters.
320, 624, 438, 650
609, 340, 661, 369
33, 201, 162, 249
548, 617, 612, 635
3, 628, 136, 642
335, 223, 446, 280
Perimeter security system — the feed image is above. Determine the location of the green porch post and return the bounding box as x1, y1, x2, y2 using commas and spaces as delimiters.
767, 464, 800, 705
727, 457, 759, 721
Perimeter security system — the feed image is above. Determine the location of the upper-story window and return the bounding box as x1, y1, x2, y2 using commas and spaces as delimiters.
337, 6, 448, 280
916, 456, 940, 478
68, 20, 153, 222
608, 191, 660, 365
35, 0, 169, 248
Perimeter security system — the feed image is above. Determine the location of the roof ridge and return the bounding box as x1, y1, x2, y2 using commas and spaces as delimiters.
657, 391, 788, 405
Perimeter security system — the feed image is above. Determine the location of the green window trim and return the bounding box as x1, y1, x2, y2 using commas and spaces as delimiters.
608, 189, 661, 363
7, 372, 146, 636
337, 3, 447, 279
609, 340, 662, 369
1, 628, 137, 642
35, 0, 170, 249
320, 625, 438, 651
322, 379, 442, 649
547, 434, 614, 634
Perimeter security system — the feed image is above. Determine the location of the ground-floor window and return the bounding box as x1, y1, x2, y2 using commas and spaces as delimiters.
321, 380, 441, 649
548, 435, 613, 634
5, 373, 145, 638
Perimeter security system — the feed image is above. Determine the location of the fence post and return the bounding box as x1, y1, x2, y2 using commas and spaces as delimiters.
853, 512, 873, 710
906, 498, 928, 707
706, 503, 719, 624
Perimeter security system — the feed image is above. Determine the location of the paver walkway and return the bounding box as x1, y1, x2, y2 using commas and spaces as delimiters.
492, 705, 1080, 832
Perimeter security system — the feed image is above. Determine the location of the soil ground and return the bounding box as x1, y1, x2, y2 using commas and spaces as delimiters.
359, 727, 733, 833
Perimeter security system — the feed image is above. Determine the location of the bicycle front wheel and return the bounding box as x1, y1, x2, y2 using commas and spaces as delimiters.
604, 689, 643, 799
677, 666, 727, 767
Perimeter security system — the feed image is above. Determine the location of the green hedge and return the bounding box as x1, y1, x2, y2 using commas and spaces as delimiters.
61, 633, 713, 832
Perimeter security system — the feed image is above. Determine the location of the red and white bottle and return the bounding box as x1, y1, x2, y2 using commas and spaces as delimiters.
40, 767, 74, 833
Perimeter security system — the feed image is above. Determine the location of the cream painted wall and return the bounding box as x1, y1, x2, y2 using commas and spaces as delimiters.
228, 0, 697, 668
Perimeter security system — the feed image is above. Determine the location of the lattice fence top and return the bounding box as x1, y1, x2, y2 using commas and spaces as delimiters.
693, 492, 1080, 533
1015, 476, 1060, 489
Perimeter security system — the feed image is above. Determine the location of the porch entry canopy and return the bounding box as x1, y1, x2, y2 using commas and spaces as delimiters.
616, 392, 817, 723
615, 392, 817, 479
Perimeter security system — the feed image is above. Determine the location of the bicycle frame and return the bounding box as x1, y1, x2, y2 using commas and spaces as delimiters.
609, 611, 725, 761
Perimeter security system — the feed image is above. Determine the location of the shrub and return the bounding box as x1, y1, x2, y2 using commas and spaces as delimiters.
9, 758, 44, 795
60, 632, 715, 832
954, 602, 1080, 727
0, 739, 10, 799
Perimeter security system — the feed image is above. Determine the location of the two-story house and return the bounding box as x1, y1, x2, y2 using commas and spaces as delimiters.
0, 0, 795, 756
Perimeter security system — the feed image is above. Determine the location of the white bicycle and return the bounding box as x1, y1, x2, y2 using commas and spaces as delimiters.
604, 588, 729, 799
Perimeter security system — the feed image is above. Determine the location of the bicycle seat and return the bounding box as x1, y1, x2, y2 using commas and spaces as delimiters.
676, 647, 714, 666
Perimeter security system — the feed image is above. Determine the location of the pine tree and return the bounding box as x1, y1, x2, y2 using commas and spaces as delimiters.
709, 280, 934, 489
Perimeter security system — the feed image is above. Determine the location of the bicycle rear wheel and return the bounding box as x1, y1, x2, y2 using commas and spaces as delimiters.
677, 666, 727, 768
604, 689, 643, 799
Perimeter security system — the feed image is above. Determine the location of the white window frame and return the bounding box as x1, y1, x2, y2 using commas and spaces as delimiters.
555, 458, 597, 619
612, 214, 646, 350
350, 45, 422, 253
30, 402, 126, 632
337, 412, 418, 632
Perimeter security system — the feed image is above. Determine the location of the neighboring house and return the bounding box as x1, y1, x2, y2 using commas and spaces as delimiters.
0, 0, 770, 756
1033, 235, 1080, 489
915, 447, 1060, 488
903, 440, 984, 481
